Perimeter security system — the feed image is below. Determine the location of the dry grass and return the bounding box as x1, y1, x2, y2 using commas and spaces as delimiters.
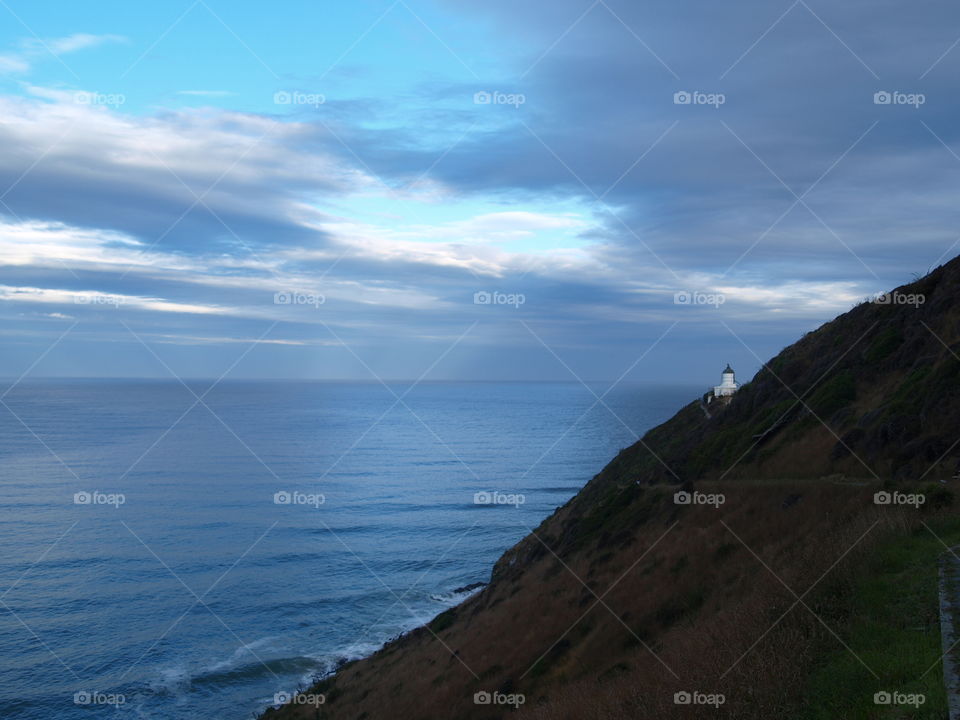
262, 480, 949, 720
522, 490, 916, 720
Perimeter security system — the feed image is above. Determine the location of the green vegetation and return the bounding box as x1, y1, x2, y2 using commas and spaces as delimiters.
807, 369, 857, 418
428, 607, 457, 632
802, 516, 960, 719
864, 326, 904, 364
568, 482, 657, 552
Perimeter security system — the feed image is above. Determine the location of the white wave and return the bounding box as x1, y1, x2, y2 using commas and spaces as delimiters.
430, 583, 485, 605
206, 635, 281, 673
148, 663, 190, 697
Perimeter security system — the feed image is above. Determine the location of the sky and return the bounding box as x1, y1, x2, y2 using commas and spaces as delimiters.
0, 0, 958, 383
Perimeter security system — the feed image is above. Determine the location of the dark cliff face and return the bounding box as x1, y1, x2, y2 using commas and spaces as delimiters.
588, 258, 960, 489
491, 259, 959, 579
263, 259, 960, 720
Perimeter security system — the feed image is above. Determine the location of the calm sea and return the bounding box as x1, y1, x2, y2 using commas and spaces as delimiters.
0, 380, 698, 719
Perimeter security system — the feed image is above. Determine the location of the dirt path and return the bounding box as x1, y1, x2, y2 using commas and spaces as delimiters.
939, 549, 960, 719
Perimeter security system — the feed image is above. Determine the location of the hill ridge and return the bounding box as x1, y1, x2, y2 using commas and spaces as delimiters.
263, 257, 960, 720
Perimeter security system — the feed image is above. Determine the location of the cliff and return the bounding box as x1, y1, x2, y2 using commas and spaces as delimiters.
262, 258, 960, 719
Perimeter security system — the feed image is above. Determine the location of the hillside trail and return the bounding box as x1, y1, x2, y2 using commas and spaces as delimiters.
939, 548, 960, 719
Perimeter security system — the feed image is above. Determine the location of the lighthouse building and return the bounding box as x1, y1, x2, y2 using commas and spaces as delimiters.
712, 364, 739, 399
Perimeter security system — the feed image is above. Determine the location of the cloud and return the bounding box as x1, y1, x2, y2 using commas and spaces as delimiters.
2, 2, 958, 379
0, 80, 902, 349
0, 55, 29, 73
0, 204, 873, 343
41, 33, 126, 55
143, 333, 311, 346
0, 33, 125, 74
0, 89, 365, 252
340, 0, 960, 286
0, 285, 237, 317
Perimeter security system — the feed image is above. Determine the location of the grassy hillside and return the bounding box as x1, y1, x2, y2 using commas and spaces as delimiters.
262, 259, 960, 720
590, 262, 960, 490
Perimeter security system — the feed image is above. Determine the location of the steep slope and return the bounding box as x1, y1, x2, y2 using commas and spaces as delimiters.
595, 261, 960, 489
262, 258, 960, 720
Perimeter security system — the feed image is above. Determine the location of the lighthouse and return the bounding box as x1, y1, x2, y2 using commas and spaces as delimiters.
713, 364, 738, 399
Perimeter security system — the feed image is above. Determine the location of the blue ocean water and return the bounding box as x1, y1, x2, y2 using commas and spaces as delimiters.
0, 380, 698, 719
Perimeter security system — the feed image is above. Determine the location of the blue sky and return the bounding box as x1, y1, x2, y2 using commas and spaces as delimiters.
1, 0, 958, 383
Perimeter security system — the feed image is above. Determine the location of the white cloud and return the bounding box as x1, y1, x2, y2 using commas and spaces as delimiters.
0, 285, 235, 317
0, 89, 888, 353
0, 55, 29, 73
144, 333, 312, 346
714, 282, 865, 315
42, 33, 126, 55
5, 87, 367, 211
0, 33, 125, 74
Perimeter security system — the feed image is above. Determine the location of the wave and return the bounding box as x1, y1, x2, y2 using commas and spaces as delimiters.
429, 581, 486, 604
195, 656, 323, 688
150, 642, 325, 697
145, 579, 488, 715
265, 581, 487, 710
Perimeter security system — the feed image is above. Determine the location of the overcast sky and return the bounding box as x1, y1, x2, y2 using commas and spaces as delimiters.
0, 0, 957, 383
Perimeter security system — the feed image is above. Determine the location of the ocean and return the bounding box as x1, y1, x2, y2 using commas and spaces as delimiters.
0, 380, 698, 719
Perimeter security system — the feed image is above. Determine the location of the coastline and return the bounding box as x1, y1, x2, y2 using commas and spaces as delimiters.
261, 261, 960, 720
263, 582, 490, 717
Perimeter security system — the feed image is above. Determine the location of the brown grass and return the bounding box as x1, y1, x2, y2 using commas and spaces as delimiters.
262, 480, 934, 720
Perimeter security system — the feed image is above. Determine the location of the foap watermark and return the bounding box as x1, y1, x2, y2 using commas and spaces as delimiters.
474, 490, 525, 508
674, 290, 725, 308
74, 91, 126, 108
274, 691, 325, 706
674, 690, 725, 707
274, 490, 325, 508
74, 293, 125, 308
874, 690, 925, 708
274, 291, 325, 308
73, 690, 125, 707
872, 290, 924, 307
273, 90, 325, 108
473, 90, 525, 108
473, 690, 525, 708
674, 490, 725, 508
473, 290, 525, 308
674, 90, 725, 108
874, 490, 925, 508
873, 90, 925, 108
74, 491, 125, 508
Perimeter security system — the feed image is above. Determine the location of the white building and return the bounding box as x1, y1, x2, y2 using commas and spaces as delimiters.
713, 364, 739, 398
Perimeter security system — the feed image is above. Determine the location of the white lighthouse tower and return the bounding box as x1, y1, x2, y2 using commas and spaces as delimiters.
713, 364, 739, 399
